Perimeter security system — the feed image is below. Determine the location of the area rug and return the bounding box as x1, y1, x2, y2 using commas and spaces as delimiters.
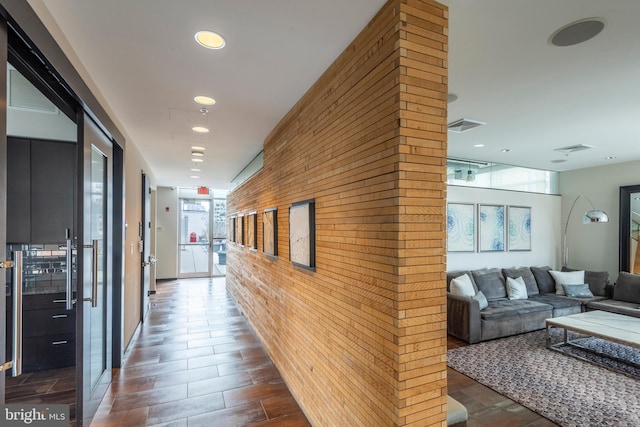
447, 330, 640, 427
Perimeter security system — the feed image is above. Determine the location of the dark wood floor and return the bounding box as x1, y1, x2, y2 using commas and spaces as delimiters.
91, 277, 311, 426
447, 335, 559, 427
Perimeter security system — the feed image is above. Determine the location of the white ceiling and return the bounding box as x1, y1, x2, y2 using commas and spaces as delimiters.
25, 0, 640, 189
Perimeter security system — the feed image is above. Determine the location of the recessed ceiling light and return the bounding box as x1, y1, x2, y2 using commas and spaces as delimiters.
501, 149, 511, 153
192, 126, 209, 133
605, 156, 616, 160
192, 150, 204, 157
550, 18, 605, 47
474, 144, 485, 148
190, 175, 200, 179
549, 159, 568, 164
191, 146, 206, 151
192, 158, 204, 163
190, 168, 201, 172
194, 31, 226, 49
194, 96, 216, 106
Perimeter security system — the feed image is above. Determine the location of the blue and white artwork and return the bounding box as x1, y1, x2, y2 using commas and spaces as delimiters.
479, 204, 505, 252
447, 203, 475, 252
508, 206, 531, 251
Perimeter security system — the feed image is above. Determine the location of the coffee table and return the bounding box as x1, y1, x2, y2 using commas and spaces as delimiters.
546, 310, 640, 370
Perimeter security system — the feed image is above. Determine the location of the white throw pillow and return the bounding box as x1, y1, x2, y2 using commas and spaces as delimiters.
549, 270, 585, 296
472, 290, 489, 310
450, 274, 475, 297
506, 276, 528, 300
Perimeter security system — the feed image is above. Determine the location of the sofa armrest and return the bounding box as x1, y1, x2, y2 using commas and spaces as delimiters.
447, 293, 481, 344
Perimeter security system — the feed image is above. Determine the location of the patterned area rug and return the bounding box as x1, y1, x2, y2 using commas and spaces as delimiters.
447, 330, 640, 427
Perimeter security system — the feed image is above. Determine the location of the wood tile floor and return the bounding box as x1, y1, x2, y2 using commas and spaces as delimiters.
447, 335, 559, 427
90, 277, 311, 427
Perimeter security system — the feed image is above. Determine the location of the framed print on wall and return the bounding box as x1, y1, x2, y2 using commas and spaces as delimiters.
236, 214, 245, 246
289, 199, 315, 271
263, 208, 278, 257
447, 202, 475, 252
508, 205, 531, 251
247, 212, 258, 250
229, 217, 236, 243
479, 204, 505, 252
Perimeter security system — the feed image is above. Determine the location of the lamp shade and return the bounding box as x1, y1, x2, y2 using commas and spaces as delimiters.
582, 209, 609, 223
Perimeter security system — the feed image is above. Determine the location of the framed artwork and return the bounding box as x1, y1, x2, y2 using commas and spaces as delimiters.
263, 208, 278, 257
247, 212, 258, 250
289, 199, 315, 271
447, 203, 475, 252
236, 214, 244, 246
479, 204, 505, 252
508, 205, 531, 251
229, 217, 236, 243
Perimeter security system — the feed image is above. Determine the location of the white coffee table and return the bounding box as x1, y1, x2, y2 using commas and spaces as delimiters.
546, 310, 640, 370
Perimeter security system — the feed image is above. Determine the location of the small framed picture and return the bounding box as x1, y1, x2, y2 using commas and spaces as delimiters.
508, 206, 531, 251
479, 204, 505, 252
447, 203, 475, 252
263, 208, 278, 257
289, 199, 315, 270
247, 212, 258, 250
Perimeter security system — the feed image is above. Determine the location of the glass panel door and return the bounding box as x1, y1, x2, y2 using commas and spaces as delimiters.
80, 114, 112, 425
178, 198, 212, 277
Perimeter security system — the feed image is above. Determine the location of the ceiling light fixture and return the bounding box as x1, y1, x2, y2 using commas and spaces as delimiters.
192, 158, 204, 163
501, 149, 511, 153
192, 126, 209, 133
192, 150, 204, 157
190, 175, 200, 179
550, 18, 605, 47
191, 146, 206, 151
447, 93, 458, 103
194, 30, 226, 49
190, 168, 201, 172
474, 144, 485, 148
194, 96, 216, 106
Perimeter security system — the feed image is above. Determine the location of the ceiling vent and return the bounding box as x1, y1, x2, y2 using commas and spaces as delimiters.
448, 118, 486, 133
553, 144, 594, 154
8, 69, 58, 113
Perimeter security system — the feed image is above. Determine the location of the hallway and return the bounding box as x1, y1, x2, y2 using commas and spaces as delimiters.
91, 277, 310, 426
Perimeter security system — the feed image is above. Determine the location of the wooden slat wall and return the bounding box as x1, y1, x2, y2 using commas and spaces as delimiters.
226, 1, 448, 425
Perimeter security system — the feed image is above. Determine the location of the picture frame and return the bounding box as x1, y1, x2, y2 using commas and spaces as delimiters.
236, 214, 245, 246
446, 202, 475, 252
289, 199, 315, 271
229, 217, 236, 243
247, 212, 258, 250
508, 205, 531, 251
263, 208, 278, 257
479, 204, 505, 252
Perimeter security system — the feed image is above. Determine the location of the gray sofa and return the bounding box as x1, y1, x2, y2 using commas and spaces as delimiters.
446, 266, 611, 343
587, 271, 640, 317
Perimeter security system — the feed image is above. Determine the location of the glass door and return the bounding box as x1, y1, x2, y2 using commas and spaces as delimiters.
79, 113, 112, 424
178, 198, 212, 277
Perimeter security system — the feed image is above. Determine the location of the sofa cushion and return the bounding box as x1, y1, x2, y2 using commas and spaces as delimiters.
529, 294, 582, 309
471, 290, 489, 310
562, 284, 594, 298
450, 274, 476, 297
549, 270, 585, 296
472, 269, 507, 301
503, 267, 539, 296
446, 270, 478, 293
480, 299, 551, 320
587, 299, 640, 318
562, 267, 610, 297
506, 276, 528, 300
531, 266, 555, 294
613, 272, 640, 304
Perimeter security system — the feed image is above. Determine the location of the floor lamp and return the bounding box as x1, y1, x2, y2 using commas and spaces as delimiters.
562, 195, 609, 267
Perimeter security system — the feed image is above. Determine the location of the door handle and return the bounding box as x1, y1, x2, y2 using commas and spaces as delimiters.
83, 240, 99, 307
12, 250, 23, 377
65, 232, 74, 310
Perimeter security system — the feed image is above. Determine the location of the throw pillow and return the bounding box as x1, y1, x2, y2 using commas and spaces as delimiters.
562, 283, 594, 298
502, 267, 539, 296
562, 267, 610, 297
530, 266, 555, 293
450, 274, 476, 297
471, 290, 489, 310
506, 276, 528, 300
549, 270, 585, 296
472, 268, 507, 300
613, 272, 640, 304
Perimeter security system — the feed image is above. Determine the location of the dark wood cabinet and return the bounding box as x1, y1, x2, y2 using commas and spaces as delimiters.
6, 293, 76, 372
6, 137, 75, 244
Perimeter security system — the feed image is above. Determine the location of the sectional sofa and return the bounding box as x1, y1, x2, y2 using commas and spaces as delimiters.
446, 266, 616, 344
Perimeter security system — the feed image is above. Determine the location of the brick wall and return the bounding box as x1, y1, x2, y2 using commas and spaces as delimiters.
226, 1, 448, 425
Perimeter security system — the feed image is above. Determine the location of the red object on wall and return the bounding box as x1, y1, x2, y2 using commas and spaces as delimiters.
189, 232, 197, 242
197, 186, 209, 195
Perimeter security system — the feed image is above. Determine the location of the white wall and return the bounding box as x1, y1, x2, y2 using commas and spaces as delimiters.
156, 187, 179, 279
559, 160, 640, 280
447, 186, 561, 271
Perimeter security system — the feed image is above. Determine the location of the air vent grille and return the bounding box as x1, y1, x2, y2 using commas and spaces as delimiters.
448, 118, 486, 133
9, 69, 58, 113
553, 144, 594, 154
